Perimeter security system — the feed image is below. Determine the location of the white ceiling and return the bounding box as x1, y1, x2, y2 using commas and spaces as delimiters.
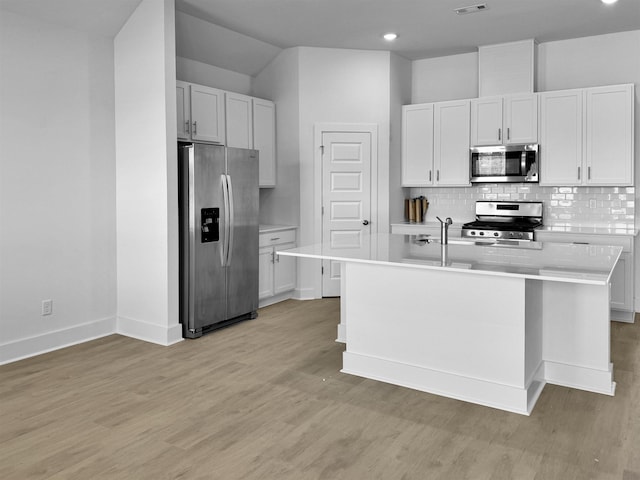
2, 0, 639, 77
174, 0, 640, 61
0, 0, 143, 38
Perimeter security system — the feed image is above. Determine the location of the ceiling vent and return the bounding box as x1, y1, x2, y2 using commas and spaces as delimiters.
454, 3, 488, 15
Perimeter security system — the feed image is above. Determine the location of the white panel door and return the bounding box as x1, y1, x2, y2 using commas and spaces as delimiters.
190, 85, 225, 144
258, 247, 274, 300
504, 94, 538, 144
176, 80, 190, 140
322, 131, 371, 297
434, 99, 471, 186
226, 92, 253, 149
585, 84, 634, 186
253, 98, 277, 187
274, 242, 297, 295
401, 103, 434, 187
539, 89, 583, 186
470, 97, 502, 146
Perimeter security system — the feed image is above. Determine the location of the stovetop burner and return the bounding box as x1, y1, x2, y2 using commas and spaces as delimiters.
461, 201, 543, 241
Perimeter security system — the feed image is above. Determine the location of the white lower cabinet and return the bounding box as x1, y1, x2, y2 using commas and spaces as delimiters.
259, 227, 297, 307
535, 231, 635, 322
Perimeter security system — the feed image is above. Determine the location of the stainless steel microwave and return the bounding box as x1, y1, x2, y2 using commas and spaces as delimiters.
470, 144, 539, 183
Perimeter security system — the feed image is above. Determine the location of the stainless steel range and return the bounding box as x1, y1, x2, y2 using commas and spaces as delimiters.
461, 201, 543, 241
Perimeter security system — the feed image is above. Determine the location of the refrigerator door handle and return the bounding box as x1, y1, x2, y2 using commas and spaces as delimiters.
221, 174, 230, 267
226, 174, 235, 267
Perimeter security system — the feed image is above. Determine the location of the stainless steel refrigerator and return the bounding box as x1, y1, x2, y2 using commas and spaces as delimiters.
178, 142, 259, 338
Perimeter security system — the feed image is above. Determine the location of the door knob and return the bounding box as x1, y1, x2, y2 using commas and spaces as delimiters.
362, 220, 369, 225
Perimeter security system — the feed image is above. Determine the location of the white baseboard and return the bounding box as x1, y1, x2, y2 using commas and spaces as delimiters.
116, 315, 183, 346
611, 309, 635, 323
293, 287, 318, 300
0, 316, 116, 365
543, 360, 616, 396
259, 290, 294, 308
342, 351, 536, 415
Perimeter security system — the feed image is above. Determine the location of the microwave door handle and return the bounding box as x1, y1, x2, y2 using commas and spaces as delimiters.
521, 152, 526, 176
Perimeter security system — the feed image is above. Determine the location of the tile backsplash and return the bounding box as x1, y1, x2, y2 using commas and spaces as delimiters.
409, 185, 635, 228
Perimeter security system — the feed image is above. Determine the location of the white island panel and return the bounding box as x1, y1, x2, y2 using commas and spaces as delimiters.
277, 233, 620, 414
341, 261, 546, 415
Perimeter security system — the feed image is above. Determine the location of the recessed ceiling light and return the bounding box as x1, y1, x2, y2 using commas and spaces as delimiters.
383, 33, 398, 41
601, 0, 618, 4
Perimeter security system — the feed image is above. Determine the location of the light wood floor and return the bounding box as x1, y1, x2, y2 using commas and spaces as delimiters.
1, 299, 639, 480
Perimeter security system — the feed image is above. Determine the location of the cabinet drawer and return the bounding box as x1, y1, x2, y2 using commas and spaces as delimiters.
259, 229, 296, 247
535, 232, 632, 252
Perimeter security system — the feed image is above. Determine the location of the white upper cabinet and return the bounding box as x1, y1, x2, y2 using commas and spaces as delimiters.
401, 100, 469, 187
434, 99, 471, 186
540, 84, 634, 186
176, 80, 191, 140
225, 92, 253, 149
253, 98, 277, 188
470, 97, 502, 145
190, 84, 226, 144
585, 84, 634, 186
471, 94, 538, 146
401, 103, 434, 187
504, 95, 538, 144
226, 93, 277, 188
176, 81, 225, 144
177, 82, 278, 187
539, 89, 583, 186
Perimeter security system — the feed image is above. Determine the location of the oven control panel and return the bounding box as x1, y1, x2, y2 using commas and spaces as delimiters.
462, 229, 533, 241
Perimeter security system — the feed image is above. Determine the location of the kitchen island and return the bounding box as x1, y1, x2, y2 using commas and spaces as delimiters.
277, 234, 622, 415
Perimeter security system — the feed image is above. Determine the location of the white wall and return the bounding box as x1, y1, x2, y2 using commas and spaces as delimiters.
176, 56, 252, 95
390, 53, 412, 224
253, 48, 301, 226
114, 0, 181, 345
0, 11, 117, 363
297, 47, 392, 298
412, 52, 478, 103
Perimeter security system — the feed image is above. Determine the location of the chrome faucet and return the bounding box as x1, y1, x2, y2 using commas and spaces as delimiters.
436, 216, 453, 245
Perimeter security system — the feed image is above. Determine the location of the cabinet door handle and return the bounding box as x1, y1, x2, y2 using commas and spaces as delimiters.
578, 166, 581, 180
437, 170, 440, 182
507, 127, 510, 141
193, 121, 197, 135
185, 120, 190, 133
270, 237, 280, 241
429, 170, 432, 182
271, 251, 275, 263
498, 128, 501, 141
588, 166, 591, 180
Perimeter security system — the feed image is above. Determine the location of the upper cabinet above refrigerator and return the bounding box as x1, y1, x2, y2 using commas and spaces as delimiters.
177, 81, 277, 188
176, 81, 226, 144
470, 94, 538, 146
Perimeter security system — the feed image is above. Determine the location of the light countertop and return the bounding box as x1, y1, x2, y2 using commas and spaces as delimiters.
277, 233, 622, 285
392, 222, 638, 237
259, 224, 298, 233
537, 225, 638, 236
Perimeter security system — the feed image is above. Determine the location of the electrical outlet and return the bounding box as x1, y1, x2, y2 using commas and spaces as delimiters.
589, 198, 597, 209
41, 299, 53, 316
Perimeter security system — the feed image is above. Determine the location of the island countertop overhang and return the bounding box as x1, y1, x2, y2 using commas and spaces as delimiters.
277, 233, 623, 286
